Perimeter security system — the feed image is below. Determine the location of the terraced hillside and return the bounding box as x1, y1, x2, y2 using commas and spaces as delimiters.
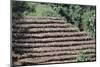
12, 16, 96, 66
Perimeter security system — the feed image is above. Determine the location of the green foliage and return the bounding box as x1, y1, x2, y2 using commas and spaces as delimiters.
12, 1, 29, 17
12, 1, 96, 37
77, 51, 90, 62
35, 4, 58, 16
58, 5, 96, 37
22, 2, 36, 16
81, 9, 96, 37
60, 5, 82, 27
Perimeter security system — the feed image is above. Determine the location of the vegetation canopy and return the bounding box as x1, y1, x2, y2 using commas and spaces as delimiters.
12, 1, 96, 37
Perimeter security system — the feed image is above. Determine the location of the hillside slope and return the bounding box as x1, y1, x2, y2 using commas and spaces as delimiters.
12, 16, 96, 66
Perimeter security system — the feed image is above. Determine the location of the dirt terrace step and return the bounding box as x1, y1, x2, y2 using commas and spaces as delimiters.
13, 36, 93, 42
12, 23, 73, 28
13, 32, 88, 39
14, 57, 96, 66
40, 57, 95, 64
12, 37, 95, 43
29, 28, 79, 32
13, 16, 62, 20
13, 44, 96, 53
13, 19, 65, 24
14, 57, 76, 66
13, 39, 95, 49
13, 39, 95, 47
15, 53, 95, 64
13, 47, 96, 54
15, 59, 77, 66
13, 49, 95, 59
12, 27, 80, 33
13, 47, 95, 55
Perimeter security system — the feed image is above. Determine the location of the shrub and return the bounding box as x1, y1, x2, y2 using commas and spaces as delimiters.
35, 4, 58, 17
77, 51, 91, 62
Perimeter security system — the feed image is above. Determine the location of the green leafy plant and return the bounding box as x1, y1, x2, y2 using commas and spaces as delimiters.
35, 4, 58, 16
77, 51, 90, 62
